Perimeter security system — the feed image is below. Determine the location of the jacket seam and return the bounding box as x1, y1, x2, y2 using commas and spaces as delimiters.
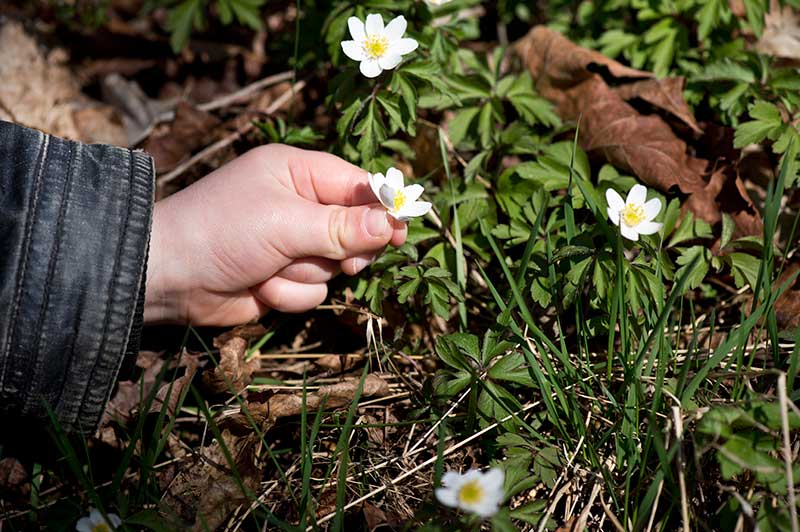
23, 139, 76, 411
73, 148, 135, 429
0, 133, 50, 391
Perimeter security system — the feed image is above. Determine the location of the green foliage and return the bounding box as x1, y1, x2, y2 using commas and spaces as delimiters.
146, 0, 267, 52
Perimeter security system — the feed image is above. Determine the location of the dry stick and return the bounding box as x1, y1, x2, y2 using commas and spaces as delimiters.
198, 71, 294, 112
313, 400, 544, 528
672, 406, 691, 532
576, 481, 603, 530
778, 373, 799, 532
158, 80, 306, 188
404, 378, 476, 457
599, 496, 627, 532
537, 411, 592, 532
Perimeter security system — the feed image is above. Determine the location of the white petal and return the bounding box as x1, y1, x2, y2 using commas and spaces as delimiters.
441, 471, 463, 487
402, 184, 424, 203
435, 486, 459, 507
359, 59, 383, 78
75, 518, 94, 532
620, 224, 639, 241
482, 468, 505, 491
470, 498, 500, 517
462, 469, 483, 481
368, 173, 385, 203
395, 201, 432, 221
626, 184, 647, 207
383, 15, 407, 41
605, 188, 625, 212
636, 221, 663, 235
607, 206, 621, 226
365, 13, 384, 36
347, 16, 366, 42
341, 40, 366, 61
378, 54, 403, 71
108, 514, 122, 528
89, 509, 104, 525
385, 167, 405, 189
388, 38, 419, 56
379, 184, 396, 210
642, 198, 662, 221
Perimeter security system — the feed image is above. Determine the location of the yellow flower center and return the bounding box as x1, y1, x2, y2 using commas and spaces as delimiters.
392, 190, 406, 212
458, 480, 485, 506
363, 35, 389, 59
92, 524, 111, 532
621, 203, 645, 227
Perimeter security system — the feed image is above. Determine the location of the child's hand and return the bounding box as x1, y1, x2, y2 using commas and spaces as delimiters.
144, 145, 407, 325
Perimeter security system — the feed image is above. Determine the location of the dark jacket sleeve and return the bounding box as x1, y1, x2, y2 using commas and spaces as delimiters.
0, 120, 154, 432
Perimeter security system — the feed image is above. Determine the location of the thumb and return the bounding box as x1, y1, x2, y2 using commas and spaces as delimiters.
284, 202, 394, 260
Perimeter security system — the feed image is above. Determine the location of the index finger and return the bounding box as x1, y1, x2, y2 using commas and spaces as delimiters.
280, 145, 378, 206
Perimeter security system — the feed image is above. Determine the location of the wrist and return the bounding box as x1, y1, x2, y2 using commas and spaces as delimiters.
144, 201, 186, 324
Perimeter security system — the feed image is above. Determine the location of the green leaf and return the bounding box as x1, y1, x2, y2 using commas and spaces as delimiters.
692, 60, 756, 84
488, 353, 534, 386
696, 0, 728, 41
167, 0, 205, 52
337, 98, 363, 138
727, 252, 761, 289
448, 106, 481, 147
478, 101, 494, 148
436, 333, 480, 371
355, 100, 386, 161
720, 213, 735, 249
675, 246, 711, 289
734, 101, 783, 148
668, 211, 713, 246
376, 93, 405, 132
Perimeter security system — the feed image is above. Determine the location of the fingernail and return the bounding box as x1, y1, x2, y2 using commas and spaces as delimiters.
352, 257, 369, 273
365, 207, 389, 237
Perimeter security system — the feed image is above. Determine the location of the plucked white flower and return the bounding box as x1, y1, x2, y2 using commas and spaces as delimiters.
75, 508, 122, 532
341, 14, 419, 78
605, 184, 663, 241
425, 0, 453, 5
435, 467, 505, 518
368, 167, 432, 221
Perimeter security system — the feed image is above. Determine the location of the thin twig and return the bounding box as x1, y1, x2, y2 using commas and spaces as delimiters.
198, 71, 294, 112
313, 400, 544, 528
672, 406, 691, 532
778, 373, 799, 532
158, 80, 306, 188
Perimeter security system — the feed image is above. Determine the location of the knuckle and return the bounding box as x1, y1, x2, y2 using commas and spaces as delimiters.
327, 207, 349, 258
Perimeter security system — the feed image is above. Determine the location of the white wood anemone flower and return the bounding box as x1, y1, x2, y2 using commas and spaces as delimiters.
435, 468, 505, 518
75, 508, 122, 532
368, 167, 432, 221
606, 184, 663, 241
341, 14, 419, 78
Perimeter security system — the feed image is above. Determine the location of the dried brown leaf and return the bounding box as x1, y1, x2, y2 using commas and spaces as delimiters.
757, 0, 800, 62
163, 430, 261, 531
515, 26, 763, 236
0, 21, 126, 144
213, 323, 269, 348
578, 79, 708, 194
774, 263, 800, 333
202, 337, 261, 395
0, 457, 29, 499
315, 354, 362, 372
614, 77, 702, 133
142, 101, 221, 173
149, 351, 202, 416
223, 374, 391, 432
